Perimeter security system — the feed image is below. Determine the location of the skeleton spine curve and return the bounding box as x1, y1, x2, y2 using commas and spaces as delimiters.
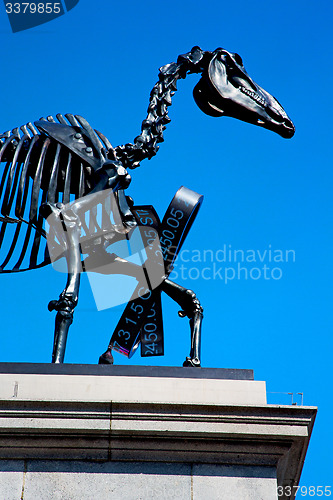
114, 46, 212, 170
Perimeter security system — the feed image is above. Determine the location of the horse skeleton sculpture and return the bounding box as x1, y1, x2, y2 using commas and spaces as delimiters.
0, 47, 294, 365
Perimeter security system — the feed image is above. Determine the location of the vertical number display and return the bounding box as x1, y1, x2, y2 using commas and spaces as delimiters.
140, 294, 164, 357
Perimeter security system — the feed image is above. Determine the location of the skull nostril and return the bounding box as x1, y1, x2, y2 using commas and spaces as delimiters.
281, 119, 295, 138
284, 119, 295, 137
284, 118, 294, 129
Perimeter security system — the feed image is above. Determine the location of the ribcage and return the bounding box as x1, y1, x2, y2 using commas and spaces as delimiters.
0, 114, 112, 272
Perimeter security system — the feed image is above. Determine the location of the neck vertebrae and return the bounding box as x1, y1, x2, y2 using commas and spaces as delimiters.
114, 46, 211, 170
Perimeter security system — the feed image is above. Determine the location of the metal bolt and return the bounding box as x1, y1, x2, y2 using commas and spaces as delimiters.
86, 147, 93, 153
75, 133, 82, 140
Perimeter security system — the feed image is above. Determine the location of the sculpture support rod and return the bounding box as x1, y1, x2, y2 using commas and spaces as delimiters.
52, 310, 72, 363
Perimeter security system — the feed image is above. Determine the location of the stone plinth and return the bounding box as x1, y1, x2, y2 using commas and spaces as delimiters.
0, 363, 316, 500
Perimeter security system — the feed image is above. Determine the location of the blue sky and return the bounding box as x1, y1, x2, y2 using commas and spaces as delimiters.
0, 0, 332, 489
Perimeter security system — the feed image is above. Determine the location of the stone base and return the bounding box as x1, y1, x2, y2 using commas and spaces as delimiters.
2, 461, 279, 500
0, 364, 316, 500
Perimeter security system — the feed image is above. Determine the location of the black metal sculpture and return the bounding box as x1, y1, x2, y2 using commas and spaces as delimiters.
0, 46, 294, 366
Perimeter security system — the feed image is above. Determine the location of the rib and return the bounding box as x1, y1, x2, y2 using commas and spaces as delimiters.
47, 143, 61, 204
0, 115, 108, 272
1, 134, 28, 217
62, 151, 72, 204
15, 135, 39, 218
29, 137, 50, 221
0, 221, 23, 269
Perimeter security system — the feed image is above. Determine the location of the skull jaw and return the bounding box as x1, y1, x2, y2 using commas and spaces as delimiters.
194, 77, 295, 139
193, 51, 295, 139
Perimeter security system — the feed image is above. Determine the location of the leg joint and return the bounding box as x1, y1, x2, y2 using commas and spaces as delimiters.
48, 294, 77, 314
179, 289, 203, 318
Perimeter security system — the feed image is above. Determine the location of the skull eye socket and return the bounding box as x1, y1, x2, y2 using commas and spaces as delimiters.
233, 53, 243, 66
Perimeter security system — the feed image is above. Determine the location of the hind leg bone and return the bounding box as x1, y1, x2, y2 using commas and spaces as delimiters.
161, 278, 203, 367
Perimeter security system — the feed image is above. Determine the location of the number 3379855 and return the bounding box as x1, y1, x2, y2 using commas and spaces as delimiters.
6, 3, 61, 14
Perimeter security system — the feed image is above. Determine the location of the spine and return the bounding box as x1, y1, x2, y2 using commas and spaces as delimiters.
114, 46, 211, 170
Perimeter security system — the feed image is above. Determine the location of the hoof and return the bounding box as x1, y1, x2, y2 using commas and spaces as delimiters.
99, 350, 114, 365
183, 356, 201, 368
